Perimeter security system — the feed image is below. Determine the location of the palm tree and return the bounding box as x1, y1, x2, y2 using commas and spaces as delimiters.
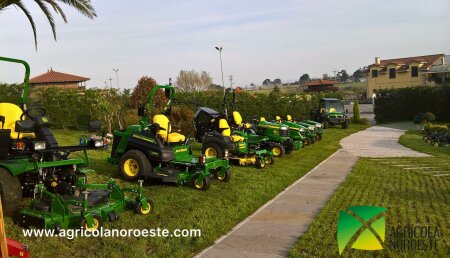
0, 0, 96, 48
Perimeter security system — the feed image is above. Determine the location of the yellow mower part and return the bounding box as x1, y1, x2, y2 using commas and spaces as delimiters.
238, 156, 256, 166
123, 158, 140, 177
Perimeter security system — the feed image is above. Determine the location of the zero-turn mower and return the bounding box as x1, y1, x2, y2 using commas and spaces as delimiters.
0, 57, 108, 216
194, 107, 274, 169
107, 82, 231, 190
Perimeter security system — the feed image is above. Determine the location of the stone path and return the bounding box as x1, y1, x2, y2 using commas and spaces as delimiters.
196, 126, 428, 258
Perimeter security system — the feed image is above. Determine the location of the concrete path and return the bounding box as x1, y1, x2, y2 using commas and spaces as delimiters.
196, 126, 428, 258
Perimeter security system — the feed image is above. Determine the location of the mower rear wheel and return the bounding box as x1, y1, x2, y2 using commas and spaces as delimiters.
0, 168, 22, 216
135, 199, 154, 215
192, 175, 211, 191
202, 143, 223, 158
119, 150, 152, 181
342, 120, 349, 129
215, 169, 231, 182
81, 214, 103, 231
255, 158, 266, 169
270, 143, 285, 157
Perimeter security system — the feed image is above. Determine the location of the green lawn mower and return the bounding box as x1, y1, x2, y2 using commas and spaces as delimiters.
0, 57, 108, 216
310, 98, 350, 129
293, 116, 324, 140
107, 83, 231, 190
273, 115, 316, 146
16, 178, 152, 231
193, 107, 274, 169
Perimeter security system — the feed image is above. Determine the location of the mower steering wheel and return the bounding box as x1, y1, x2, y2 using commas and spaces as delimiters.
20, 107, 47, 120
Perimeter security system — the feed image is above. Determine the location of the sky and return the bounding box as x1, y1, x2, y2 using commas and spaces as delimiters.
1, 0, 449, 89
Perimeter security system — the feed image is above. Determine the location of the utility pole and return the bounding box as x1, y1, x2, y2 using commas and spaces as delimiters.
108, 77, 113, 89
215, 46, 225, 94
113, 68, 119, 88
229, 75, 234, 89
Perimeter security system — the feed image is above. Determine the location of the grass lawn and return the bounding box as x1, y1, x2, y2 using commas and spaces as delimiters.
289, 131, 449, 257
5, 125, 368, 257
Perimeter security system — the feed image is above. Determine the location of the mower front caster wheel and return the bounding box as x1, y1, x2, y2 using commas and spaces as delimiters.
192, 175, 211, 191
135, 199, 154, 215
215, 169, 231, 182
81, 214, 103, 231
255, 158, 266, 169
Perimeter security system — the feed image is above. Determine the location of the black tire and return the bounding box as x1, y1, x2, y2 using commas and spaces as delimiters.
303, 138, 310, 146
214, 169, 231, 182
202, 143, 223, 158
323, 120, 329, 129
342, 120, 349, 129
255, 158, 266, 169
310, 137, 316, 144
119, 150, 152, 181
318, 134, 323, 140
270, 143, 285, 157
264, 155, 275, 165
192, 175, 211, 191
0, 168, 22, 216
108, 212, 118, 221
54, 223, 62, 234
81, 214, 103, 231
135, 199, 154, 215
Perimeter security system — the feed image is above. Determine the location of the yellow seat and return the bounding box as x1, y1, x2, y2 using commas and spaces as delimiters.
152, 114, 186, 143
0, 103, 35, 139
219, 119, 244, 142
275, 115, 282, 122
286, 115, 293, 121
232, 111, 243, 125
260, 117, 266, 122
329, 107, 336, 112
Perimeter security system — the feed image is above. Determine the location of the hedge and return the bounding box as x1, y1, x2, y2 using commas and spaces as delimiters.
374, 84, 450, 123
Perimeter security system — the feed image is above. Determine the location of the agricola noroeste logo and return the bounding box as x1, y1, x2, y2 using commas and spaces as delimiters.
337, 206, 387, 254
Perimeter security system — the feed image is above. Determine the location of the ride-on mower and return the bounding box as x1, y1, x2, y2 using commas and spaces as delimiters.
194, 107, 274, 169
0, 57, 107, 215
17, 179, 152, 231
274, 115, 316, 146
310, 98, 350, 129
107, 82, 231, 190
292, 116, 324, 140
250, 117, 300, 154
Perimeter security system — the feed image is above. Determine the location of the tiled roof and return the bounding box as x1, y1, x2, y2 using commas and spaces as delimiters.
369, 54, 444, 71
303, 79, 338, 86
30, 69, 90, 84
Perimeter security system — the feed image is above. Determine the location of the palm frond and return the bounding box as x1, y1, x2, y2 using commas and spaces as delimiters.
44, 0, 67, 23
33, 0, 57, 40
11, 0, 38, 49
58, 0, 96, 19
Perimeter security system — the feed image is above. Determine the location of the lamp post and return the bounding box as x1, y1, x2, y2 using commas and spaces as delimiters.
215, 46, 225, 94
113, 68, 119, 88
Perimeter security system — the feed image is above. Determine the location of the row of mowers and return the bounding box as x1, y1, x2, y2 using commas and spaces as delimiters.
422, 124, 450, 147
0, 56, 346, 234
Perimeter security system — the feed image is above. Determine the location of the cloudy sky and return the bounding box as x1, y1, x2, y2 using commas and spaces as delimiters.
1, 0, 449, 89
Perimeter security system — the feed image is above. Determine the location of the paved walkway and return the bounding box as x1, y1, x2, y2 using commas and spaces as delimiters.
197, 126, 428, 258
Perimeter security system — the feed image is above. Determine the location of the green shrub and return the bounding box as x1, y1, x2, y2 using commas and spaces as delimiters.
424, 123, 448, 133
352, 100, 360, 123
358, 117, 369, 125
423, 112, 436, 123
374, 84, 450, 123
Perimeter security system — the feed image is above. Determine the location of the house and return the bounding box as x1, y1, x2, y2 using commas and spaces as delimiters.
303, 79, 338, 92
29, 69, 89, 89
367, 54, 448, 98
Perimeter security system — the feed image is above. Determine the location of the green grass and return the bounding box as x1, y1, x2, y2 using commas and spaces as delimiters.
289, 131, 450, 257
5, 125, 368, 257
399, 131, 450, 157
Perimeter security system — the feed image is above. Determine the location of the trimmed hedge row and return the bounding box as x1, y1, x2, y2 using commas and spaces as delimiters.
374, 85, 450, 123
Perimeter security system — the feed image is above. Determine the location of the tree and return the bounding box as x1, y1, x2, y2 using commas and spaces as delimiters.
352, 67, 366, 82
323, 74, 329, 80
129, 76, 158, 108
262, 79, 271, 86
176, 70, 212, 92
337, 69, 349, 82
273, 78, 282, 85
0, 0, 96, 49
299, 74, 310, 83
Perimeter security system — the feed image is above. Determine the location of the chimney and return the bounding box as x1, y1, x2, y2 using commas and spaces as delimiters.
442, 56, 446, 65
375, 57, 381, 65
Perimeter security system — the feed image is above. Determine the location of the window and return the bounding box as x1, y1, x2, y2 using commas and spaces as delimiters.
371, 70, 378, 78
389, 68, 396, 79
411, 66, 419, 77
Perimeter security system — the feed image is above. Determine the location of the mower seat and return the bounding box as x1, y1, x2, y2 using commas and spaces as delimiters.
0, 103, 35, 139
286, 115, 293, 121
275, 116, 282, 123
260, 117, 266, 122
153, 114, 186, 143
219, 119, 244, 142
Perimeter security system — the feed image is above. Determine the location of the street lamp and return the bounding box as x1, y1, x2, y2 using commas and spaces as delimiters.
113, 68, 119, 88
215, 46, 225, 94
